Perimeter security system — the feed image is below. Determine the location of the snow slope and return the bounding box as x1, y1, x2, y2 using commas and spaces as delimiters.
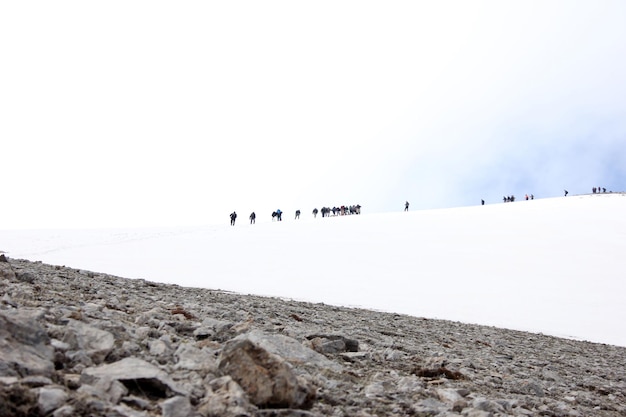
3, 193, 626, 347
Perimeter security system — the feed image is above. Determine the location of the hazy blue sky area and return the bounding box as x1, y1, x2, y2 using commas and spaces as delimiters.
1, 1, 625, 228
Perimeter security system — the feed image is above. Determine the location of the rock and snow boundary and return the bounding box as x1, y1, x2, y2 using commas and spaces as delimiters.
1, 256, 625, 416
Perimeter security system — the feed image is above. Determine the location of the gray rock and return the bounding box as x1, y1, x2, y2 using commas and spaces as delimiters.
160, 395, 192, 417
243, 330, 342, 372
38, 386, 68, 415
198, 375, 254, 417
0, 376, 19, 385
64, 319, 115, 364
0, 309, 54, 377
0, 261, 16, 280
16, 271, 36, 283
174, 343, 217, 374
82, 357, 188, 398
22, 375, 54, 387
52, 405, 76, 417
110, 403, 152, 417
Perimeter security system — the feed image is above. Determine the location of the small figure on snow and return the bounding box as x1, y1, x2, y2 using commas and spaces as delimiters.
295, 210, 301, 219
249, 212, 256, 224
230, 211, 237, 226
404, 201, 409, 211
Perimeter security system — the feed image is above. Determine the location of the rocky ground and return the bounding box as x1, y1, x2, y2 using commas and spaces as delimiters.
1, 255, 625, 416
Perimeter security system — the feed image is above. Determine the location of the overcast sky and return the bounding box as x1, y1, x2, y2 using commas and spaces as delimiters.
2, 1, 625, 229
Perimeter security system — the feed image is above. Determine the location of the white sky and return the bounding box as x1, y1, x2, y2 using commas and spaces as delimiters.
2, 1, 626, 228
4, 193, 625, 347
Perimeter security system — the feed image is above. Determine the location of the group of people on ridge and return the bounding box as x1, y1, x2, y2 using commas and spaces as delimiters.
315, 205, 361, 217
230, 205, 362, 225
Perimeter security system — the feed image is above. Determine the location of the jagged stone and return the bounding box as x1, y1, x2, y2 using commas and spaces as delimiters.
306, 334, 359, 354
0, 261, 15, 280
174, 343, 218, 375
22, 375, 53, 387
244, 329, 342, 372
198, 375, 254, 417
52, 404, 76, 417
0, 309, 54, 377
160, 395, 193, 417
82, 357, 188, 398
63, 319, 115, 364
16, 271, 36, 283
218, 337, 316, 409
38, 386, 68, 415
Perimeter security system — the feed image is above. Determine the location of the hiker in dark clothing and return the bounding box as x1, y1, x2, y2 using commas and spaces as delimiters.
481, 199, 485, 205
312, 208, 318, 218
295, 210, 301, 219
564, 190, 568, 196
230, 211, 237, 226
404, 201, 409, 211
276, 209, 282, 221
249, 212, 256, 224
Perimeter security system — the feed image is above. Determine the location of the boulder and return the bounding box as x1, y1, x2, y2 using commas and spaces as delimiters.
198, 375, 254, 417
218, 337, 315, 409
244, 330, 341, 372
160, 395, 192, 417
0, 309, 54, 377
174, 343, 217, 375
82, 357, 188, 398
0, 260, 15, 280
64, 319, 115, 364
38, 386, 69, 415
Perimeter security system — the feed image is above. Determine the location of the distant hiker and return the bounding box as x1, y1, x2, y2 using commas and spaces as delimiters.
404, 201, 409, 211
272, 211, 277, 221
312, 208, 318, 218
593, 187, 597, 194
531, 194, 534, 200
603, 188, 606, 193
564, 190, 568, 196
230, 211, 237, 226
481, 199, 485, 205
525, 194, 529, 200
249, 212, 256, 224
295, 210, 301, 219
276, 209, 282, 221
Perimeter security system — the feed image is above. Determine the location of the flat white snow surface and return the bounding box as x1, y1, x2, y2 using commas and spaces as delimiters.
3, 193, 626, 347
